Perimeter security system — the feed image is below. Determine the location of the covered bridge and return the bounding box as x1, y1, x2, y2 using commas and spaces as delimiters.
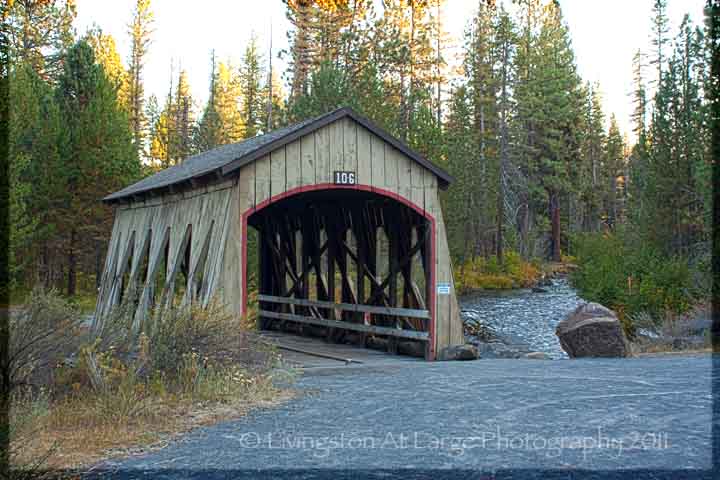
94, 107, 463, 360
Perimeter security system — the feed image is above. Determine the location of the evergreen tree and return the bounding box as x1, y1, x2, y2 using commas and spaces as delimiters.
493, 6, 516, 262
149, 68, 194, 167
85, 27, 130, 112
604, 115, 625, 230
511, 0, 543, 258
580, 83, 606, 232
265, 68, 287, 131
56, 40, 140, 294
240, 35, 266, 138
444, 84, 475, 262
8, 64, 61, 287
127, 0, 154, 158
5, 0, 76, 79
195, 58, 244, 151
173, 69, 194, 161
650, 0, 670, 85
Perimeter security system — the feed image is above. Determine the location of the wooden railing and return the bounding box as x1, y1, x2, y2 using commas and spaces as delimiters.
258, 294, 430, 341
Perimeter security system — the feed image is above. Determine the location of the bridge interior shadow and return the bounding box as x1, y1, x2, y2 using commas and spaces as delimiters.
247, 188, 433, 359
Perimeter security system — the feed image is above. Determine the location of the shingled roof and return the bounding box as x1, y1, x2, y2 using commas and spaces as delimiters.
105, 107, 453, 203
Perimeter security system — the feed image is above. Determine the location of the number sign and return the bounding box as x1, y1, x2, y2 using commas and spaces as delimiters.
334, 171, 356, 185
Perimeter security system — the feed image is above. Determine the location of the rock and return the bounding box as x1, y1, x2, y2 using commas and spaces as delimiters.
474, 341, 531, 359
438, 344, 479, 361
636, 327, 661, 339
523, 351, 550, 360
684, 317, 711, 336
536, 277, 553, 287
555, 302, 630, 358
398, 341, 426, 358
532, 287, 548, 293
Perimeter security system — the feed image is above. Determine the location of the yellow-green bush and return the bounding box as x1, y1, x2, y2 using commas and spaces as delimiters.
455, 251, 540, 293
570, 232, 703, 335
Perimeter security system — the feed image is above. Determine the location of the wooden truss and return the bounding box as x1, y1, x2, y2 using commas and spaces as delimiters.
251, 191, 433, 359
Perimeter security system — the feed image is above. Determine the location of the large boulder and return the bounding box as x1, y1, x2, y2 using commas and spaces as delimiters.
556, 302, 630, 358
438, 344, 479, 361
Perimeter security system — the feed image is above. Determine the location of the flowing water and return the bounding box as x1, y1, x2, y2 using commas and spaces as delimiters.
459, 278, 584, 359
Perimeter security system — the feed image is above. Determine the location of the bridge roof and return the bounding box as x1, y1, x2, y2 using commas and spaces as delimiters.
104, 107, 453, 203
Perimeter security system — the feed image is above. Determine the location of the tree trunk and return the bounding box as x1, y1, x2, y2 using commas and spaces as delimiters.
67, 230, 77, 296
549, 190, 561, 262
95, 240, 103, 290
496, 185, 504, 264
609, 175, 617, 230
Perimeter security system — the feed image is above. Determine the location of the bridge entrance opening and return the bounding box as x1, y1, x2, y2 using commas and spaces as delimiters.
246, 187, 435, 359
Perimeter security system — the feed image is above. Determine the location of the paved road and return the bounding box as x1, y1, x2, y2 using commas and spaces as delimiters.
92, 353, 717, 479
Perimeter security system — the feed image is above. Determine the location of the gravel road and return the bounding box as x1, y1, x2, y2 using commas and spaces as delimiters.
91, 354, 716, 479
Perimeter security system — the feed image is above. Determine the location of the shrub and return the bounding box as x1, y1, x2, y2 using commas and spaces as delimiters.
570, 231, 700, 333
9, 291, 288, 471
455, 251, 540, 293
6, 288, 84, 396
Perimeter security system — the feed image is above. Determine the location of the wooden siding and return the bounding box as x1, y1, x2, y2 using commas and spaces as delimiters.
233, 116, 463, 355
93, 182, 239, 332
98, 115, 462, 357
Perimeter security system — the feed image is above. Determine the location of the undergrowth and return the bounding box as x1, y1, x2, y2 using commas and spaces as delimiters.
9, 289, 290, 473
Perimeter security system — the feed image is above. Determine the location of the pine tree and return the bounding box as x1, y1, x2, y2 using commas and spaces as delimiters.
8, 64, 61, 287
127, 0, 154, 159
240, 35, 266, 138
580, 83, 606, 232
444, 85, 476, 262
378, 0, 439, 140
172, 70, 194, 161
531, 0, 583, 261
284, 0, 368, 103
85, 27, 130, 112
465, 0, 499, 258
149, 68, 195, 167
511, 0, 543, 258
195, 58, 244, 150
494, 5, 516, 262
5, 0, 77, 79
56, 40, 140, 294
265, 68, 287, 130
650, 0, 670, 86
604, 115, 625, 230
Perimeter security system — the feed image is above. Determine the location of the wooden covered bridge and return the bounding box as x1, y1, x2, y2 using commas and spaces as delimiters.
94, 107, 463, 360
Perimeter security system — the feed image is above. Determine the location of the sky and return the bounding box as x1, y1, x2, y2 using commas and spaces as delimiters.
74, 0, 707, 141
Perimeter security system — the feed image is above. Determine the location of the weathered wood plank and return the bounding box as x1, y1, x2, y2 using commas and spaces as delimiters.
285, 140, 301, 191
270, 147, 286, 198
343, 117, 357, 173
370, 134, 385, 188
384, 144, 400, 194
329, 119, 344, 175
258, 294, 430, 319
315, 126, 330, 184
258, 310, 430, 341
356, 125, 372, 185
254, 154, 271, 205
410, 160, 424, 209
300, 133, 315, 186
398, 151, 413, 202
238, 164, 255, 212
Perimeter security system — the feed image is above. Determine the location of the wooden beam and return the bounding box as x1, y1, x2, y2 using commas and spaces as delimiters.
258, 294, 430, 319
258, 310, 429, 341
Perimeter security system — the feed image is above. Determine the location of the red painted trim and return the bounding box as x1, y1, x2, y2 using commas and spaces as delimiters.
240, 183, 437, 360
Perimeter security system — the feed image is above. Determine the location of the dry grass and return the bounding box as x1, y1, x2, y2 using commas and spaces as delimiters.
629, 303, 712, 355
12, 383, 294, 471
8, 290, 298, 475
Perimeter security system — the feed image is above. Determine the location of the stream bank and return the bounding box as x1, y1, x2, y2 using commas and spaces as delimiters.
460, 277, 582, 359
